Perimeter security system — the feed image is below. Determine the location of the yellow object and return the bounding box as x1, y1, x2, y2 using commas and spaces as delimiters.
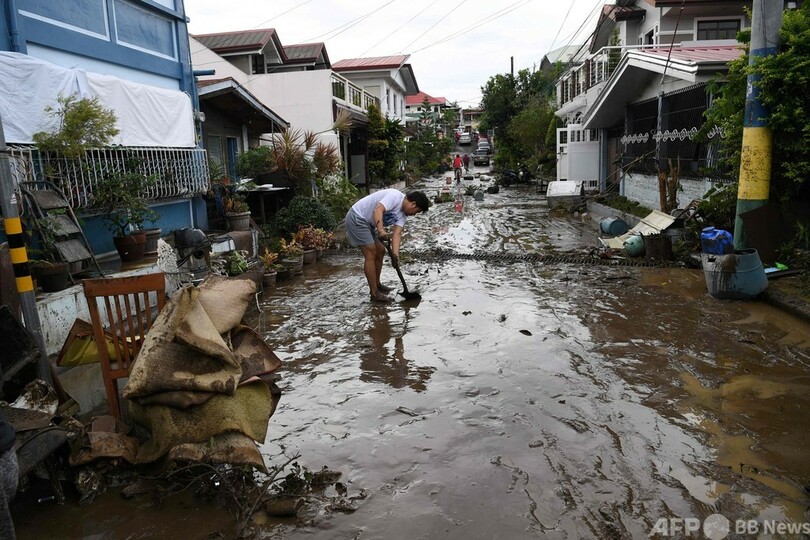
737, 127, 772, 200
57, 319, 129, 367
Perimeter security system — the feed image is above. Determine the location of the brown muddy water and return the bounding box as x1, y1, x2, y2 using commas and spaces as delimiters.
13, 181, 810, 539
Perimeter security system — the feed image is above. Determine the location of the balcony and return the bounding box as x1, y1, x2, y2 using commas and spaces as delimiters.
557, 44, 661, 108
7, 145, 210, 210
331, 72, 379, 113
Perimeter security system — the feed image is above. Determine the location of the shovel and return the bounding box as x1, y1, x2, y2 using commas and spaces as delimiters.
383, 239, 421, 301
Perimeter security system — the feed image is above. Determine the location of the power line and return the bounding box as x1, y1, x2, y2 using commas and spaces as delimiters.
546, 0, 577, 54
249, 0, 313, 31
305, 0, 397, 42
400, 0, 468, 52
410, 0, 531, 54
359, 0, 442, 57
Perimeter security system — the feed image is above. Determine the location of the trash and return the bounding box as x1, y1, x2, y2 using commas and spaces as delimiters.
12, 380, 58, 415
700, 227, 734, 255
56, 318, 129, 367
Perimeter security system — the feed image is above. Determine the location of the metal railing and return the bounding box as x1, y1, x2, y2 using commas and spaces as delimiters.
557, 45, 661, 106
7, 145, 209, 210
331, 72, 379, 112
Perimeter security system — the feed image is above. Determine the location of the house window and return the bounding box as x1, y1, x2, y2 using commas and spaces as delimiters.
113, 0, 176, 60
207, 135, 223, 166
251, 54, 266, 74
697, 19, 741, 40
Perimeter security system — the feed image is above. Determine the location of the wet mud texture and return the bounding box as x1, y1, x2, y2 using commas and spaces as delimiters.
14, 183, 810, 539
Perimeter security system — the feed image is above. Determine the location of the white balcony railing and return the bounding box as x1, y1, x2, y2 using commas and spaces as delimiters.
8, 145, 209, 210
331, 72, 379, 112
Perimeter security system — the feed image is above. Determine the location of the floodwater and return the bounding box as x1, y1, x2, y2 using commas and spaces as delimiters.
13, 179, 810, 539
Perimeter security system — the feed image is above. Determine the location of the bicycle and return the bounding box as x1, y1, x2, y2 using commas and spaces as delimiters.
454, 167, 462, 183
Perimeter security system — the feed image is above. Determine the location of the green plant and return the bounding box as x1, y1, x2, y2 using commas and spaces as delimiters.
259, 247, 279, 271
274, 195, 336, 236
33, 94, 119, 160
89, 164, 159, 237
278, 237, 303, 258
696, 183, 737, 232
225, 194, 249, 214
293, 226, 330, 250
317, 174, 360, 223
236, 146, 274, 179
225, 250, 248, 276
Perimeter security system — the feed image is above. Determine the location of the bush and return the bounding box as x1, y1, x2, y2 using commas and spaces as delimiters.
274, 195, 336, 236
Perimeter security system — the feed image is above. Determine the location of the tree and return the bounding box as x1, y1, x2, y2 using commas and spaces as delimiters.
404, 96, 453, 178
366, 103, 405, 187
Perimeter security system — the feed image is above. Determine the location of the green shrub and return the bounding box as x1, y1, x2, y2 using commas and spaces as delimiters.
274, 195, 336, 236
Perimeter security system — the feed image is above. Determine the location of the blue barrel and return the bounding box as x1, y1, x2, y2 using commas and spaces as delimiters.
623, 234, 645, 257
702, 249, 768, 300
473, 190, 484, 201
600, 216, 628, 236
700, 227, 733, 255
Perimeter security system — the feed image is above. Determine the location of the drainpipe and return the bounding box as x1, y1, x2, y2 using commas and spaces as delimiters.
5, 0, 21, 52
0, 113, 52, 383
598, 128, 608, 192
733, 0, 783, 249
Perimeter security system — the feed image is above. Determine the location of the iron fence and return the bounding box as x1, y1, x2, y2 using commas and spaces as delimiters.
7, 145, 210, 209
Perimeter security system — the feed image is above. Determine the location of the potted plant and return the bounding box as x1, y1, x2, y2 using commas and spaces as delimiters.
88, 166, 159, 263
224, 250, 249, 276
278, 237, 304, 275
259, 247, 279, 287
28, 213, 71, 292
225, 195, 251, 231
294, 226, 322, 265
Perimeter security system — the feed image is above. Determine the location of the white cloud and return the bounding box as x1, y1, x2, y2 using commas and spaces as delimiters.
185, 0, 602, 107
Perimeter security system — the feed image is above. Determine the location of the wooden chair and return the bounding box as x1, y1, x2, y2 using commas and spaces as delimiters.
82, 272, 166, 419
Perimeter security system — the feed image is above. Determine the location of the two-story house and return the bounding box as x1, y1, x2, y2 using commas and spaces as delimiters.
0, 0, 209, 254
332, 55, 418, 125
405, 91, 457, 134
192, 28, 382, 189
554, 0, 751, 209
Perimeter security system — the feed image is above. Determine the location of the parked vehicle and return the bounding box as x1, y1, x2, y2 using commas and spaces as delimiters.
498, 164, 534, 187
459, 132, 472, 145
472, 149, 490, 166
477, 141, 492, 154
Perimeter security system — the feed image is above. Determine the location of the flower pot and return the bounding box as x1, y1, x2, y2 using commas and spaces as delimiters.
113, 232, 147, 263
137, 228, 162, 258
302, 248, 317, 265
32, 262, 70, 293
226, 211, 251, 231
262, 271, 277, 288
281, 256, 303, 275
275, 266, 291, 281
316, 248, 324, 260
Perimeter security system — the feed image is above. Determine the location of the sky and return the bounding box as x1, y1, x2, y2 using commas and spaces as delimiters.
184, 0, 604, 108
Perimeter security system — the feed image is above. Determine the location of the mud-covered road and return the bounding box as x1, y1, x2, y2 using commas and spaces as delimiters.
14, 178, 810, 539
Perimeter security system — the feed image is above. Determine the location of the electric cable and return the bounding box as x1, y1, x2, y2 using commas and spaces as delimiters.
249, 0, 313, 30
305, 0, 397, 42
400, 0, 467, 52
360, 0, 442, 57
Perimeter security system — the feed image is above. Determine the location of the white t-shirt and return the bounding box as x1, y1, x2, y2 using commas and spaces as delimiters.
351, 189, 406, 228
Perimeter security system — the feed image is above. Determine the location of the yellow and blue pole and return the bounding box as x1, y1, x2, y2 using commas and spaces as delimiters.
734, 0, 783, 249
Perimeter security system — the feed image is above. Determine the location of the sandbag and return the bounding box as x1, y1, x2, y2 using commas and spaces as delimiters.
129, 382, 275, 464
197, 275, 256, 334
166, 431, 266, 470
124, 287, 241, 400
232, 325, 282, 382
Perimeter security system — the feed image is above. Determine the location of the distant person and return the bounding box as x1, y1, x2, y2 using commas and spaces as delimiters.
344, 189, 430, 302
462, 153, 470, 172
452, 154, 463, 182
0, 412, 17, 539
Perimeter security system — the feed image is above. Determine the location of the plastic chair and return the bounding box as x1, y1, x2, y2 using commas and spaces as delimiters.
82, 272, 166, 419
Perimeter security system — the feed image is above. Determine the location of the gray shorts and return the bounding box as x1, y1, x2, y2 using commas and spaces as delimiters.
344, 210, 377, 247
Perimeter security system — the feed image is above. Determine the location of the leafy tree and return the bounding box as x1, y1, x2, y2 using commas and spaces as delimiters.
404, 96, 452, 177
366, 103, 405, 187
33, 94, 119, 160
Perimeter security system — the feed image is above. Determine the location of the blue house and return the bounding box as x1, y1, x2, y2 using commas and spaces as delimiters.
0, 0, 209, 255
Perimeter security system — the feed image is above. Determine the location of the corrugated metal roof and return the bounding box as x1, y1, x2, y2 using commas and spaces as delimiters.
284, 43, 324, 61
637, 44, 744, 64
332, 55, 409, 71
193, 29, 277, 54
405, 91, 445, 106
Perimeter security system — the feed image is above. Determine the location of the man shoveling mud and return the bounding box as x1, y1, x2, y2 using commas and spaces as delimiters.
344, 189, 429, 302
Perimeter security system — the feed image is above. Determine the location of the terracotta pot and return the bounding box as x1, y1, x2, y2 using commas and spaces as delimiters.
136, 228, 162, 258
226, 211, 251, 231
32, 262, 70, 292
113, 232, 147, 262
302, 248, 317, 265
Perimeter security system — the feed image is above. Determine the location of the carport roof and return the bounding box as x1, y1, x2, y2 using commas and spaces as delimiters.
198, 78, 288, 133
582, 45, 743, 129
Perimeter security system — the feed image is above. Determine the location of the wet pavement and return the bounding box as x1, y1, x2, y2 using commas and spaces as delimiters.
13, 176, 810, 539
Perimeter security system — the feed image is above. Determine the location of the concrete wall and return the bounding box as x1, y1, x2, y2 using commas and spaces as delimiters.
622, 173, 721, 210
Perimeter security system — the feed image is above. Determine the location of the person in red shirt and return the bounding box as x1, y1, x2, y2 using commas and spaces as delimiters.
452, 154, 463, 182
462, 153, 470, 172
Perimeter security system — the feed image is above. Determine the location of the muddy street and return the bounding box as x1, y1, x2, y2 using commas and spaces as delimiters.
15, 181, 810, 539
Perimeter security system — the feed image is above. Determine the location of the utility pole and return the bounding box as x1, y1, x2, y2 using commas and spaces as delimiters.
0, 113, 53, 383
733, 0, 783, 248
510, 56, 514, 77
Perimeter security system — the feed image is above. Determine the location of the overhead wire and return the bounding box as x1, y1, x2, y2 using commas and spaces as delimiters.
249, 0, 313, 30
400, 0, 468, 52
305, 0, 398, 42
360, 0, 442, 57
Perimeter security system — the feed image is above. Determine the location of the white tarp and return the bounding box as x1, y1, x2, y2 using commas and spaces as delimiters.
0, 52, 195, 147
